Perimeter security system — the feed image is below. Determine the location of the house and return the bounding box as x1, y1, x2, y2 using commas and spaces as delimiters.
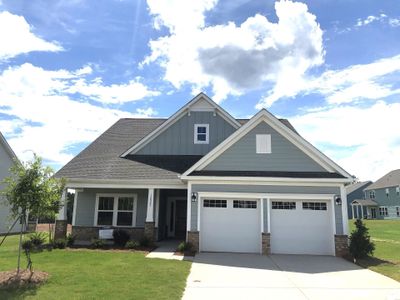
0, 132, 19, 234
346, 181, 372, 219
363, 170, 400, 219
55, 93, 353, 256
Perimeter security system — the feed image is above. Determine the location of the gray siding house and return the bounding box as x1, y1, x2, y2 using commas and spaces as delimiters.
0, 132, 19, 234
363, 170, 400, 220
56, 93, 353, 256
346, 181, 372, 219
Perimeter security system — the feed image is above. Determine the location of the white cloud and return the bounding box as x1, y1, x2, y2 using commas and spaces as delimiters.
257, 54, 400, 107
389, 18, 400, 27
354, 13, 400, 28
290, 101, 400, 181
144, 0, 324, 102
0, 11, 63, 61
0, 63, 157, 165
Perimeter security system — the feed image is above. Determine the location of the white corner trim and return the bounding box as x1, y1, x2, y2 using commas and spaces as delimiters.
267, 198, 271, 233
182, 110, 352, 179
186, 183, 192, 232
120, 93, 240, 157
330, 196, 336, 235
146, 188, 155, 222
340, 185, 349, 235
260, 198, 264, 233
72, 190, 79, 226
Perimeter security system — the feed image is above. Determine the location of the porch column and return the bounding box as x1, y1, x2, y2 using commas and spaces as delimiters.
340, 185, 349, 235
144, 188, 155, 242
360, 204, 364, 219
72, 189, 82, 226
55, 188, 68, 239
351, 204, 355, 219
154, 189, 160, 228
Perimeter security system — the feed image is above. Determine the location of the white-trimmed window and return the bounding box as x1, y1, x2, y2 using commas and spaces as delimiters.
302, 202, 327, 211
272, 201, 296, 210
369, 191, 375, 199
386, 188, 390, 197
396, 186, 400, 196
233, 200, 257, 209
396, 207, 400, 217
256, 134, 271, 154
95, 194, 137, 226
194, 124, 209, 144
379, 206, 388, 217
203, 199, 227, 208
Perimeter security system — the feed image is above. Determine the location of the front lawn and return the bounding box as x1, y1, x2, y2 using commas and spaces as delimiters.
349, 219, 400, 281
0, 235, 191, 299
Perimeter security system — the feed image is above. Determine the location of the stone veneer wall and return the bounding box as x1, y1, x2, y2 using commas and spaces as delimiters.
144, 222, 156, 242
187, 231, 199, 252
261, 233, 271, 255
72, 226, 145, 241
334, 235, 349, 257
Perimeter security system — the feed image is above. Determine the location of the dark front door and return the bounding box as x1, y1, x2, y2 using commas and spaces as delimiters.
371, 208, 377, 219
174, 200, 187, 239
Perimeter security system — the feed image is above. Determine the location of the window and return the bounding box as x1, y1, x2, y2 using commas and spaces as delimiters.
302, 202, 327, 211
396, 186, 400, 196
272, 201, 296, 210
386, 188, 390, 197
369, 191, 375, 199
233, 200, 257, 209
203, 199, 227, 208
256, 134, 271, 154
96, 194, 136, 226
194, 124, 209, 144
396, 207, 400, 217
379, 206, 388, 217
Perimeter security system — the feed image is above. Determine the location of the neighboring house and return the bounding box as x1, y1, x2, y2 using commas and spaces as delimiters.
346, 181, 372, 219
56, 93, 353, 256
363, 170, 400, 220
0, 132, 19, 234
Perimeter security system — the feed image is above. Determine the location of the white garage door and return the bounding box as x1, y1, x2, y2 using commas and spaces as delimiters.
200, 199, 261, 253
271, 200, 334, 255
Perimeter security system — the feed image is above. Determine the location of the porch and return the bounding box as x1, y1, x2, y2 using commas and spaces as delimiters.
350, 199, 378, 219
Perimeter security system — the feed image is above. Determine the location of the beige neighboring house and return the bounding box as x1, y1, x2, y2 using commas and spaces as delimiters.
0, 132, 19, 234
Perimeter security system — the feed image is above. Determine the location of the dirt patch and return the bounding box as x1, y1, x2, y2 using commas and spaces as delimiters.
0, 270, 49, 289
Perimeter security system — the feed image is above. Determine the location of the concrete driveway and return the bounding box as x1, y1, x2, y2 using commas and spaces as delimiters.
182, 253, 400, 300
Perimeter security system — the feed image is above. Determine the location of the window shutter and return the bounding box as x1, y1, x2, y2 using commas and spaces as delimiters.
256, 134, 271, 154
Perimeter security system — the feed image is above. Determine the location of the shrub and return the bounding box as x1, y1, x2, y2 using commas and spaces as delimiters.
125, 240, 139, 249
91, 238, 105, 249
139, 236, 152, 247
177, 241, 192, 253
53, 239, 67, 249
113, 229, 130, 247
28, 232, 47, 247
66, 234, 76, 247
349, 219, 375, 260
22, 239, 34, 251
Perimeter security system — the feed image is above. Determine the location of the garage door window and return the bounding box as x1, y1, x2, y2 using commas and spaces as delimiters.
203, 199, 227, 208
302, 202, 327, 211
233, 200, 257, 209
272, 201, 296, 210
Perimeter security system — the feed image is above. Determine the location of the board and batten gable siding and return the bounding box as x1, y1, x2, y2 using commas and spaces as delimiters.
190, 184, 343, 234
135, 111, 236, 155
203, 122, 326, 172
0, 141, 18, 234
74, 189, 148, 227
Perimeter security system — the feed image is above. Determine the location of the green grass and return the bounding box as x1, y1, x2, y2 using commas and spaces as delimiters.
349, 219, 400, 281
0, 235, 191, 299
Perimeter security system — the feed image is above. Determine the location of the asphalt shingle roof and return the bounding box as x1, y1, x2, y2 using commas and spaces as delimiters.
345, 181, 372, 195
56, 117, 300, 181
365, 169, 400, 190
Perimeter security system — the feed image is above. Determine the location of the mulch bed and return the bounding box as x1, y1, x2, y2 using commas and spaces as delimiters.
65, 245, 157, 253
174, 251, 195, 257
0, 270, 49, 289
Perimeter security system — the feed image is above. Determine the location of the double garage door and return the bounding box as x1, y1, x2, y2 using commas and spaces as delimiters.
200, 198, 334, 255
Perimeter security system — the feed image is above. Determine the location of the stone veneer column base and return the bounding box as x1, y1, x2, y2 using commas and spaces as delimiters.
187, 231, 199, 253
144, 222, 156, 242
261, 233, 271, 255
335, 234, 349, 257
54, 220, 68, 240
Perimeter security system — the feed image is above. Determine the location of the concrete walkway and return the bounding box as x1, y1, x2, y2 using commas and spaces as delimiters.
183, 253, 400, 300
146, 240, 193, 261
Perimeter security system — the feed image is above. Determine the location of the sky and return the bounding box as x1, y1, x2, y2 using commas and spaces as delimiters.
0, 0, 399, 181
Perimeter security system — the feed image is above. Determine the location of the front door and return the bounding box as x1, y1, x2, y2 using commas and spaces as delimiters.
371, 208, 377, 219
174, 200, 187, 239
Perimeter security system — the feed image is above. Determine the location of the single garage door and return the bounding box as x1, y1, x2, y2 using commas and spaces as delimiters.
200, 199, 261, 253
271, 200, 334, 255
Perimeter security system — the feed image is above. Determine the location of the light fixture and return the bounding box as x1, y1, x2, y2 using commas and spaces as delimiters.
335, 196, 342, 205
191, 192, 197, 202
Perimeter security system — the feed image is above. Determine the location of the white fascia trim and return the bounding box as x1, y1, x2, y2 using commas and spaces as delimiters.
0, 131, 19, 162
65, 178, 186, 189
182, 176, 352, 185
120, 93, 241, 157
197, 191, 336, 200
182, 109, 352, 179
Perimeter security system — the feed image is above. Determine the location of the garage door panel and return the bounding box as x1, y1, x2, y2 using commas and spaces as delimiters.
200, 199, 261, 253
271, 200, 334, 255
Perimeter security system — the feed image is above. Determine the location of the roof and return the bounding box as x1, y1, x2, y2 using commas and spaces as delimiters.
365, 169, 400, 190
56, 117, 298, 182
0, 131, 18, 161
190, 170, 345, 178
351, 199, 378, 206
346, 181, 372, 195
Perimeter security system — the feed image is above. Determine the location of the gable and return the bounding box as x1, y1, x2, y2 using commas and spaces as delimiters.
0, 138, 15, 184
203, 121, 325, 172
135, 111, 236, 155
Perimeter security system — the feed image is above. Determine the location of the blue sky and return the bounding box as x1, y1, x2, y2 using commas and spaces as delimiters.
0, 0, 399, 181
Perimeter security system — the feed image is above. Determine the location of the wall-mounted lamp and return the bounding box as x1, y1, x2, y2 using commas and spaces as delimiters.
191, 192, 198, 202
335, 196, 342, 205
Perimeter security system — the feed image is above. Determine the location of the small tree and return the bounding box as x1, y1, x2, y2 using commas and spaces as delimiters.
1, 154, 65, 274
349, 219, 375, 261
